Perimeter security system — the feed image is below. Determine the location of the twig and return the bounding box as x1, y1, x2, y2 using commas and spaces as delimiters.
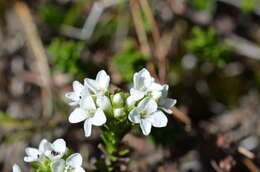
238, 146, 255, 159
80, 0, 124, 40
139, 0, 167, 82
130, 0, 151, 57
171, 106, 191, 126
224, 34, 260, 60
14, 2, 53, 117
242, 158, 260, 172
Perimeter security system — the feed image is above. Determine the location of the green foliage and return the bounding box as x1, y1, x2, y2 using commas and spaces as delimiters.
186, 27, 231, 67
48, 38, 84, 76
63, 0, 90, 26
38, 3, 64, 28
187, 0, 215, 11
0, 111, 33, 129
111, 39, 146, 82
240, 0, 257, 12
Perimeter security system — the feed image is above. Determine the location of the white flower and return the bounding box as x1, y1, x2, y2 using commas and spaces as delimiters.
69, 95, 107, 137
127, 68, 163, 106
84, 70, 110, 96
51, 153, 85, 172
128, 98, 168, 135
65, 81, 87, 106
12, 164, 21, 172
158, 85, 177, 113
24, 139, 49, 162
96, 96, 111, 110
44, 138, 67, 160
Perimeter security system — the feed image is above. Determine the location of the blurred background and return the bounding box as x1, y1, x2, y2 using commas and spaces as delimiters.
1, 0, 260, 171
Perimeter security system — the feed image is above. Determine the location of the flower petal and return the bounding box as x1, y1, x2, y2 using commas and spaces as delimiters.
91, 108, 107, 126
133, 72, 145, 90
83, 120, 92, 137
130, 88, 145, 101
96, 96, 111, 110
96, 70, 110, 91
159, 98, 177, 109
51, 159, 65, 172
74, 167, 86, 172
12, 164, 21, 172
73, 81, 84, 92
138, 98, 157, 114
25, 147, 40, 158
52, 139, 66, 155
148, 82, 163, 91
38, 139, 49, 153
128, 108, 141, 123
66, 153, 83, 168
84, 78, 98, 94
69, 108, 87, 123
140, 119, 152, 135
150, 111, 168, 127
65, 92, 77, 101
80, 96, 96, 110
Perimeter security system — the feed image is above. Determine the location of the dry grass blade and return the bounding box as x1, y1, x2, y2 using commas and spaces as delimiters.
171, 107, 191, 127
139, 0, 167, 82
14, 2, 52, 117
130, 0, 151, 57
242, 158, 260, 172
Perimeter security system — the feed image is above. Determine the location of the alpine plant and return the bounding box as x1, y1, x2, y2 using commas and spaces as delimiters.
66, 68, 177, 136
13, 138, 85, 172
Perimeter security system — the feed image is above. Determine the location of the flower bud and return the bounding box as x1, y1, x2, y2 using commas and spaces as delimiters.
113, 108, 124, 117
112, 93, 123, 106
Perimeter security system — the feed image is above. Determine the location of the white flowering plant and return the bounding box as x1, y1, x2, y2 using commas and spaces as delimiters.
13, 138, 85, 172
12, 68, 176, 171
66, 68, 177, 170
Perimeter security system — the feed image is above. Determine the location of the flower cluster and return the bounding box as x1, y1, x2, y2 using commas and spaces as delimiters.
13, 138, 85, 172
66, 68, 176, 136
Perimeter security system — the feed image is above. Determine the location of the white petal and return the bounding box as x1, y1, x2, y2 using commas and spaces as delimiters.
38, 139, 49, 153
12, 164, 21, 172
96, 96, 111, 110
73, 81, 84, 92
126, 96, 136, 107
69, 101, 78, 106
161, 84, 169, 98
160, 107, 172, 114
69, 108, 87, 123
84, 78, 98, 94
150, 111, 168, 127
51, 159, 65, 172
133, 72, 145, 90
130, 88, 145, 101
140, 119, 152, 135
128, 108, 141, 123
138, 98, 157, 114
24, 156, 36, 162
159, 98, 177, 109
96, 70, 110, 91
66, 153, 83, 168
148, 82, 163, 91
65, 92, 77, 101
91, 108, 107, 126
25, 147, 40, 159
52, 139, 66, 155
151, 90, 162, 100
83, 120, 92, 137
74, 167, 85, 172
80, 96, 96, 110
